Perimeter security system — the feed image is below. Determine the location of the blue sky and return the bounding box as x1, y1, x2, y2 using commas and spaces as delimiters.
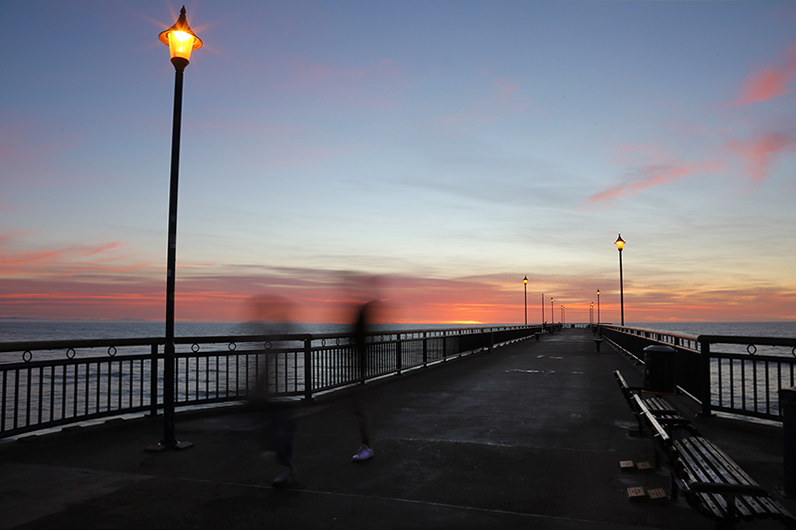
1, 1, 795, 324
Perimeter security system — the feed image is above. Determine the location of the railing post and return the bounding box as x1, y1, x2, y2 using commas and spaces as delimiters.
396, 337, 402, 375
443, 333, 447, 362
303, 337, 313, 401
700, 339, 713, 417
149, 343, 159, 417
423, 332, 428, 367
779, 387, 796, 497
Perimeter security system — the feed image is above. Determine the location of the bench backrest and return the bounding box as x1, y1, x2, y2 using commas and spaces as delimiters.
632, 393, 671, 444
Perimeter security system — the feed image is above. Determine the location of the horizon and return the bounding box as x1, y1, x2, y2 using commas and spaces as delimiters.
2, 1, 795, 325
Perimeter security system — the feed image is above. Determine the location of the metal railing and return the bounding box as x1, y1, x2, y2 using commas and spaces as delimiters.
0, 324, 550, 439
600, 325, 796, 422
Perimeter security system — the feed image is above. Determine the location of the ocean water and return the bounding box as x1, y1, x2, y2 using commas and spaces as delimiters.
627, 321, 796, 340
0, 320, 478, 364
1, 319, 793, 345
0, 320, 477, 344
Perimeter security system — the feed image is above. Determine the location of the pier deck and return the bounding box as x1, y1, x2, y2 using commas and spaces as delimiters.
1, 328, 792, 529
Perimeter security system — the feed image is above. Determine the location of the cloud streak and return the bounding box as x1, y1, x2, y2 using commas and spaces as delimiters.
726, 131, 796, 183
734, 42, 796, 106
583, 146, 724, 208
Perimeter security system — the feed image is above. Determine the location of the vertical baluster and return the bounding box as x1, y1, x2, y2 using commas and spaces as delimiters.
25, 366, 32, 428
753, 359, 759, 415
700, 340, 712, 417
2, 370, 7, 433
38, 366, 45, 426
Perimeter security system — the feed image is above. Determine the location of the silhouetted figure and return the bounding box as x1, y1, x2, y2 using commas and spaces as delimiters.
245, 294, 300, 487
350, 300, 375, 462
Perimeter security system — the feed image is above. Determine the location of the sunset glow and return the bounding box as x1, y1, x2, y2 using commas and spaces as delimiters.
1, 2, 795, 326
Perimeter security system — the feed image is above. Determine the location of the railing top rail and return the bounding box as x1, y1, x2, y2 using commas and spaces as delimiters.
600, 324, 699, 342
0, 324, 543, 354
697, 335, 796, 347
0, 336, 164, 353
602, 324, 796, 348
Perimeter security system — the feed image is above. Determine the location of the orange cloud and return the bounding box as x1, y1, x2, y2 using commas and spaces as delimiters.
734, 42, 796, 106
726, 131, 796, 183
3, 243, 795, 324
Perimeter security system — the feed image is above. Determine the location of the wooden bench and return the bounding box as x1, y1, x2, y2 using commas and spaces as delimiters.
614, 370, 688, 433
614, 369, 796, 529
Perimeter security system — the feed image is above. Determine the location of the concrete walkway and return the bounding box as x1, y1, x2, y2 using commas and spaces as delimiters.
1, 328, 792, 529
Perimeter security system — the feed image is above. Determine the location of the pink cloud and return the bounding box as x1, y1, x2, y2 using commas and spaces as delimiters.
726, 131, 796, 182
584, 146, 724, 208
734, 42, 796, 106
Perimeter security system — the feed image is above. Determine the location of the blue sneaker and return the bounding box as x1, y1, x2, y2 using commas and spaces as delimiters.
352, 444, 374, 462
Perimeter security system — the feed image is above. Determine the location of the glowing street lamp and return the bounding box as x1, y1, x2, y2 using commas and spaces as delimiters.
597, 289, 602, 325
614, 234, 626, 326
590, 302, 594, 326
523, 276, 528, 325
157, 6, 202, 449
550, 297, 554, 324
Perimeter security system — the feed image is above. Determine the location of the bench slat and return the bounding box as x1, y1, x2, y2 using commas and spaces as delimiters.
692, 437, 790, 520
677, 438, 756, 518
673, 439, 730, 518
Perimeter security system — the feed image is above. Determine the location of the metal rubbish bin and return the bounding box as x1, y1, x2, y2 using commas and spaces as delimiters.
643, 345, 677, 395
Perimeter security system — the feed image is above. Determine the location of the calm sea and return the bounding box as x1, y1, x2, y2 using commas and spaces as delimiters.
0, 320, 477, 363
1, 319, 793, 364
1, 320, 794, 344
626, 321, 796, 339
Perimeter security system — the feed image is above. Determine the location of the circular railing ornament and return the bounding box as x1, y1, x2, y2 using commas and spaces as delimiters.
191, 343, 200, 353
747, 344, 757, 355
108, 346, 117, 357
23, 350, 32, 362
228, 342, 237, 351
265, 341, 272, 350
67, 348, 76, 359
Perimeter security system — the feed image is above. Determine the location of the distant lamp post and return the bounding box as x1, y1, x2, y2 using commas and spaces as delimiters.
561, 305, 565, 326
550, 297, 554, 324
614, 234, 626, 326
590, 302, 594, 326
541, 293, 545, 327
523, 276, 528, 325
597, 289, 601, 326
157, 6, 202, 450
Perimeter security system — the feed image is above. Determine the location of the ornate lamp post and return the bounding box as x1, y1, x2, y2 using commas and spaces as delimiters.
614, 234, 626, 326
597, 289, 601, 326
157, 6, 202, 449
523, 276, 528, 325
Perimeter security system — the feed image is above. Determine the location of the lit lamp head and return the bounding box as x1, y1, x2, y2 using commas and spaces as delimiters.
596, 289, 600, 296
523, 276, 528, 285
159, 6, 203, 71
614, 234, 626, 252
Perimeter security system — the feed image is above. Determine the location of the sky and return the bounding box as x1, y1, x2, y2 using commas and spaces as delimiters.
1, 0, 795, 325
